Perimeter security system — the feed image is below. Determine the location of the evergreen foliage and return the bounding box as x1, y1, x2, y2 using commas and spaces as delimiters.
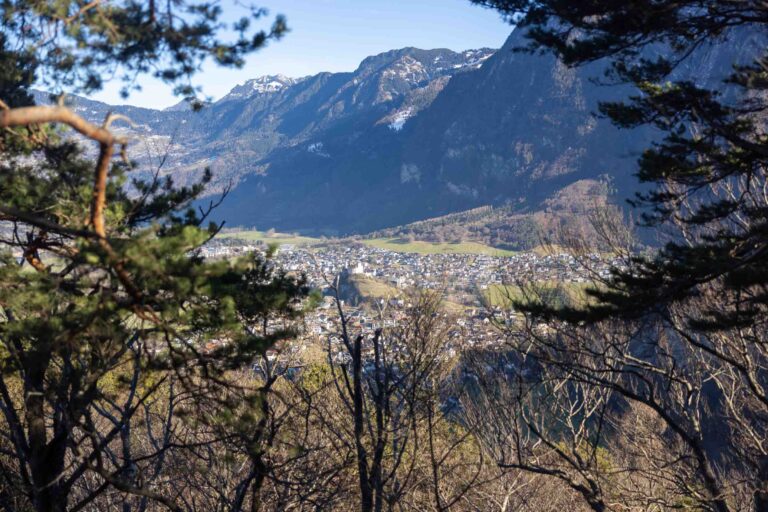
474, 0, 768, 329
0, 2, 305, 511
470, 3, 768, 511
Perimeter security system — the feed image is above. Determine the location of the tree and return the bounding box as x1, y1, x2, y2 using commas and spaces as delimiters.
324, 285, 490, 512
0, 2, 297, 511
460, 347, 614, 512
470, 2, 768, 510
207, 251, 313, 512
471, 0, 768, 330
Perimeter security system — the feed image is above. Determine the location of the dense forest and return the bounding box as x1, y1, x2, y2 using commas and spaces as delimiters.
0, 1, 766, 511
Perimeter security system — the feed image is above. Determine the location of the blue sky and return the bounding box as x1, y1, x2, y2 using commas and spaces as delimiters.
90, 0, 513, 109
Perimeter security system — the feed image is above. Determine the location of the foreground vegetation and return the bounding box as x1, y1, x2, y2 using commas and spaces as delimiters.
0, 1, 766, 511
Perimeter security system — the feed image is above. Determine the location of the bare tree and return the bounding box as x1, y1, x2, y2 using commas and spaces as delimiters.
323, 283, 492, 512
472, 218, 768, 511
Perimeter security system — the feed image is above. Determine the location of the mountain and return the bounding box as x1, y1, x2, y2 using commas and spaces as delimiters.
40, 28, 749, 238
40, 45, 494, 196
218, 74, 304, 102
209, 31, 637, 235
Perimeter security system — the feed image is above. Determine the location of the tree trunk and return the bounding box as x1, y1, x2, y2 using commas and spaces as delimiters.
26, 353, 68, 512
352, 334, 373, 512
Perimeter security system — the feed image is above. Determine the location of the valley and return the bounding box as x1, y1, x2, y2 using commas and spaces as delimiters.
204, 228, 610, 307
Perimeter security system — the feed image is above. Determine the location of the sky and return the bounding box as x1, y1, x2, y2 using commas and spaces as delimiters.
89, 0, 513, 109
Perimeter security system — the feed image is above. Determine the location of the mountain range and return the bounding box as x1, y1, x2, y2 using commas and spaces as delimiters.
42, 27, 751, 241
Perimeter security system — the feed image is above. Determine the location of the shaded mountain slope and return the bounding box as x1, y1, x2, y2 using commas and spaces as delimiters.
39, 27, 753, 239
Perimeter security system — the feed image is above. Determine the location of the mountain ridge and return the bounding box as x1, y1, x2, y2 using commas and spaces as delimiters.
34, 44, 503, 234
34, 28, 745, 239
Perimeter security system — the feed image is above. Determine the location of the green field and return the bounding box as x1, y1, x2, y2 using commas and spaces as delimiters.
363, 238, 517, 256
218, 232, 519, 256
217, 230, 320, 246
350, 275, 400, 301
348, 275, 470, 313
483, 281, 593, 308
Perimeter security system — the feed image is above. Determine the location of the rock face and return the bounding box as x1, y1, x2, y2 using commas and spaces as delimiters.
41, 27, 747, 236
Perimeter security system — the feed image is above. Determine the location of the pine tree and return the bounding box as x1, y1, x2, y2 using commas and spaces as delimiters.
474, 0, 768, 329
0, 2, 305, 511
470, 3, 768, 511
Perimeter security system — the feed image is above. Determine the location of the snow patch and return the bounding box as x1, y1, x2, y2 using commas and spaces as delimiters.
466, 53, 493, 68
251, 80, 285, 93
219, 74, 299, 102
307, 142, 330, 158
388, 108, 413, 131
382, 56, 428, 85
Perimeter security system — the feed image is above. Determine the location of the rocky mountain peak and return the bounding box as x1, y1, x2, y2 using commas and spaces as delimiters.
339, 47, 496, 108
218, 74, 301, 103
355, 47, 495, 80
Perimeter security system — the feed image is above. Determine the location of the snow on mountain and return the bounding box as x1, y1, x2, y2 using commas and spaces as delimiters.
218, 74, 301, 102
307, 142, 330, 158
461, 49, 494, 69
388, 108, 413, 131
382, 56, 429, 85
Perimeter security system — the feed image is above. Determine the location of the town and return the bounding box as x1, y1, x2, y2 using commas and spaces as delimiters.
200, 237, 616, 364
